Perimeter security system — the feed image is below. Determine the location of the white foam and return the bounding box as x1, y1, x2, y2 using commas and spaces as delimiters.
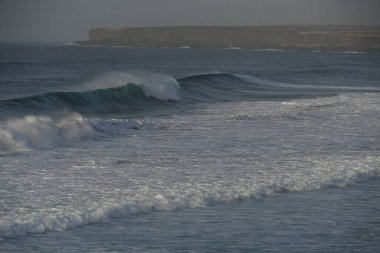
0, 113, 93, 151
89, 118, 144, 135
227, 46, 241, 50
341, 51, 365, 54
1, 92, 379, 240
261, 48, 284, 52
0, 114, 153, 152
61, 41, 79, 46
0, 155, 378, 239
79, 71, 181, 101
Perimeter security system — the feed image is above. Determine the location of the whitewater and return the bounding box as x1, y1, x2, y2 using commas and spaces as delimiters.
0, 43, 379, 252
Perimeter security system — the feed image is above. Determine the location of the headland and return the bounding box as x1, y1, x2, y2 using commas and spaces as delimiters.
76, 26, 380, 52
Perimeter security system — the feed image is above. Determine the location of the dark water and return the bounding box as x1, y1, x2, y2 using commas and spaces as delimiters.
0, 43, 379, 252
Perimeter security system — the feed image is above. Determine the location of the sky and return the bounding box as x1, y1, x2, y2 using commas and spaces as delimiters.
0, 0, 379, 42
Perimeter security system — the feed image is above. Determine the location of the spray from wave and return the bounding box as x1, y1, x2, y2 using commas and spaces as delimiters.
78, 71, 181, 101
0, 71, 181, 117
2, 70, 378, 118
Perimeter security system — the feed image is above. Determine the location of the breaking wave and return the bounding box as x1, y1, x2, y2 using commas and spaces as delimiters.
0, 113, 92, 151
0, 71, 180, 117
2, 71, 378, 118
0, 114, 146, 151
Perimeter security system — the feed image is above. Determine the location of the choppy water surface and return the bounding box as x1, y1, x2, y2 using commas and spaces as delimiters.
0, 43, 379, 252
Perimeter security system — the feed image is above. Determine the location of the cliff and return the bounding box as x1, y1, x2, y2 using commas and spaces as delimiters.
76, 26, 380, 52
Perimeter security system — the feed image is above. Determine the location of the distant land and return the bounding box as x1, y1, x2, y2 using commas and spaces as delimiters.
76, 26, 380, 52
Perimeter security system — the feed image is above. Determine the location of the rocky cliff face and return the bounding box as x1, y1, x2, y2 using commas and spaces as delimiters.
77, 26, 380, 52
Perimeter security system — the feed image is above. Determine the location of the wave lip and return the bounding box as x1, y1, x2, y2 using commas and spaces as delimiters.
79, 71, 181, 101
0, 71, 181, 117
2, 70, 379, 118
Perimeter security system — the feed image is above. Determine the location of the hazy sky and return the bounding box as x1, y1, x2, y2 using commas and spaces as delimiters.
1, 0, 379, 42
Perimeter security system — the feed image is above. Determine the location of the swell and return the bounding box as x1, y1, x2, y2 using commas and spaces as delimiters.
0, 84, 176, 118
179, 72, 380, 101
1, 71, 378, 118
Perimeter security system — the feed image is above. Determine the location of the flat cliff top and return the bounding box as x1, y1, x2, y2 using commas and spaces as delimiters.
78, 25, 380, 52
89, 25, 380, 34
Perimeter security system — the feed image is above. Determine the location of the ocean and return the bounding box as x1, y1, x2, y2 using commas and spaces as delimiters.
0, 43, 379, 252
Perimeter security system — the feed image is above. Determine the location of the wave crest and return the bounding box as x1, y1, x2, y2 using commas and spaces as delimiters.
1, 71, 378, 119
80, 71, 180, 101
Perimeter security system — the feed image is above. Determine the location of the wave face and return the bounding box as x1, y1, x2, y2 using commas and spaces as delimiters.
3, 70, 378, 118
0, 84, 170, 116
178, 72, 379, 101
0, 71, 180, 118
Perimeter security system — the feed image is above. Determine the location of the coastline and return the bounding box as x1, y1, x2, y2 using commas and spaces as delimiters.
76, 25, 380, 52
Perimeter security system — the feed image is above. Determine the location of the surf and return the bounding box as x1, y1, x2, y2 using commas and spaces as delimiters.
0, 113, 93, 151
0, 71, 181, 118
1, 70, 378, 119
0, 154, 378, 240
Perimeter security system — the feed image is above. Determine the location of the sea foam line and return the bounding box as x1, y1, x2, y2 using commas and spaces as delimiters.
0, 156, 378, 240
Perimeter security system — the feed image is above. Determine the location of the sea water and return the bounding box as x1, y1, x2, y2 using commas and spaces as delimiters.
0, 43, 379, 252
